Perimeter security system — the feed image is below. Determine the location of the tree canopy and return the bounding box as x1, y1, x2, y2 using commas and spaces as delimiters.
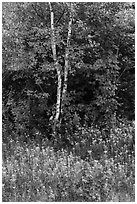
2, 2, 135, 142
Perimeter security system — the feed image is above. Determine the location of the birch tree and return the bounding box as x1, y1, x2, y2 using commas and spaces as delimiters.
49, 2, 62, 134
49, 2, 73, 134
61, 2, 73, 115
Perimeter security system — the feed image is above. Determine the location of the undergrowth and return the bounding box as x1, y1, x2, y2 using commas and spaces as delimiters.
2, 121, 135, 202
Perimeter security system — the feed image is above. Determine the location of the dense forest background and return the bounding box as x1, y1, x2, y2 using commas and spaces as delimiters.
2, 2, 135, 202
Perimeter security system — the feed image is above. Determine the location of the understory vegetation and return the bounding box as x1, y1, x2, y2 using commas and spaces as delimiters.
2, 2, 135, 202
3, 121, 135, 202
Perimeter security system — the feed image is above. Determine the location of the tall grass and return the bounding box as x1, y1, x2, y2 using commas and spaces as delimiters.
2, 122, 135, 202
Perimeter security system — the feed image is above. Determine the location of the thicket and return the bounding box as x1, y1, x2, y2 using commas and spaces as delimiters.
2, 2, 135, 202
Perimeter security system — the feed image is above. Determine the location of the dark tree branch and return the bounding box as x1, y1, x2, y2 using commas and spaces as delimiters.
55, 8, 66, 25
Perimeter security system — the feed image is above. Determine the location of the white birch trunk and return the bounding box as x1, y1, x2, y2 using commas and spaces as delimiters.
49, 2, 62, 129
61, 3, 73, 114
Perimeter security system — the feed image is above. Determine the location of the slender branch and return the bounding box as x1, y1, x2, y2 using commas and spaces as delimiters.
115, 37, 127, 82
116, 67, 127, 82
55, 8, 66, 25
37, 83, 44, 93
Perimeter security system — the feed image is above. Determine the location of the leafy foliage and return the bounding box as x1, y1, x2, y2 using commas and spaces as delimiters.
3, 3, 134, 139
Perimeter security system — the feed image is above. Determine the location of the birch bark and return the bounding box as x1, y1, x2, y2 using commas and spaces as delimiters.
49, 2, 73, 134
49, 2, 62, 132
61, 3, 73, 114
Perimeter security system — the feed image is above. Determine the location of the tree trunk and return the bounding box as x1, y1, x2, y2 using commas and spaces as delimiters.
49, 3, 73, 135
112, 45, 119, 129
49, 2, 62, 133
61, 3, 73, 115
